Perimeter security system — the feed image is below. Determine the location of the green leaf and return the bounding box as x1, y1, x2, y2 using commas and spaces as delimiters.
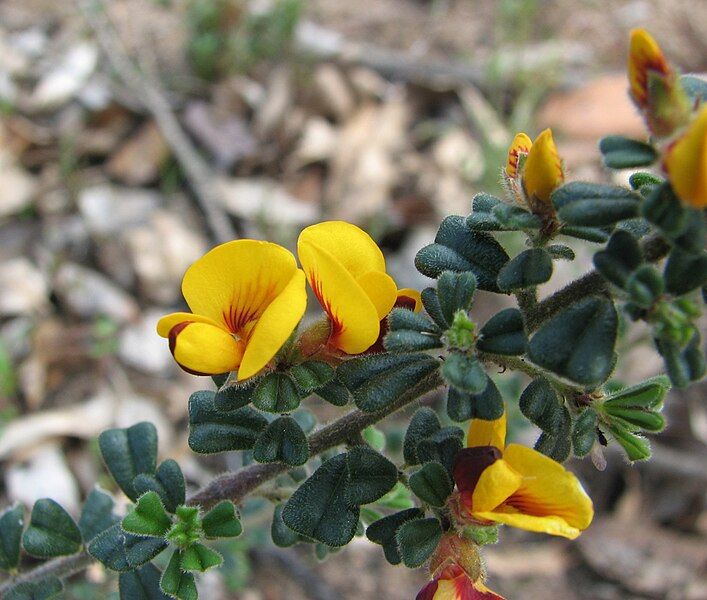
534, 417, 572, 462
605, 408, 665, 432
629, 172, 663, 191
133, 459, 186, 515
442, 352, 487, 394
119, 563, 170, 600
672, 207, 705, 255
282, 454, 359, 547
415, 215, 509, 292
607, 422, 651, 461
546, 244, 576, 261
626, 265, 664, 308
417, 432, 463, 476
188, 390, 267, 454
519, 378, 567, 432
421, 287, 450, 329
447, 376, 504, 421
365, 508, 423, 565
395, 518, 442, 568
79, 487, 119, 542
88, 524, 166, 572
314, 380, 350, 406
22, 499, 82, 558
5, 577, 63, 600
552, 182, 641, 226
344, 446, 398, 506
409, 462, 453, 507
201, 501, 242, 539
337, 353, 440, 413
602, 376, 670, 410
403, 408, 441, 465
98, 421, 158, 501
655, 333, 705, 389
385, 308, 443, 353
466, 193, 505, 231
598, 135, 657, 169
122, 492, 172, 538
288, 361, 334, 393
252, 372, 302, 413
180, 542, 222, 572
213, 380, 255, 411
642, 183, 689, 237
593, 230, 643, 288
388, 308, 440, 334
271, 504, 300, 547
492, 203, 542, 230
165, 507, 201, 548
527, 296, 618, 387
497, 248, 553, 292
571, 409, 597, 457
437, 271, 477, 324
559, 225, 610, 243
0, 504, 24, 571
160, 550, 198, 600
253, 416, 309, 466
476, 308, 526, 356
664, 247, 707, 296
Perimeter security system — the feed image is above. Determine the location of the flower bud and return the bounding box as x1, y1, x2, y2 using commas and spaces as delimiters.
664, 106, 707, 208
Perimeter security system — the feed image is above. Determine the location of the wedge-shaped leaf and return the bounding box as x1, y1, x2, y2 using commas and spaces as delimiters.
344, 446, 398, 506
88, 524, 166, 572
626, 265, 664, 308
547, 244, 576, 261
271, 504, 300, 548
22, 499, 82, 558
417, 433, 463, 476
476, 308, 526, 356
642, 183, 689, 237
442, 352, 487, 394
314, 380, 350, 406
415, 215, 509, 292
447, 376, 504, 422
252, 372, 302, 413
672, 208, 705, 255
365, 508, 423, 565
466, 193, 504, 231
437, 271, 477, 324
99, 421, 158, 502
253, 416, 309, 466
534, 415, 572, 462
403, 408, 441, 466
188, 390, 267, 454
409, 462, 453, 507
629, 171, 663, 191
655, 333, 705, 389
497, 248, 553, 292
213, 379, 256, 411
527, 296, 618, 387
282, 454, 359, 547
122, 492, 171, 538
119, 563, 169, 600
607, 422, 651, 461
603, 376, 670, 410
396, 518, 442, 568
180, 542, 222, 572
552, 182, 641, 226
202, 500, 242, 539
388, 308, 440, 334
593, 230, 643, 288
160, 550, 198, 600
571, 409, 597, 457
492, 203, 542, 230
559, 225, 610, 243
133, 459, 186, 514
664, 247, 707, 296
5, 577, 62, 600
337, 353, 440, 413
0, 504, 24, 571
421, 287, 450, 329
599, 135, 657, 169
519, 378, 568, 433
384, 329, 444, 353
288, 361, 334, 393
605, 408, 665, 432
79, 487, 119, 542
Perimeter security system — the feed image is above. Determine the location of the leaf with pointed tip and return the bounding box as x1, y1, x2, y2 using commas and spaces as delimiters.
22, 499, 82, 558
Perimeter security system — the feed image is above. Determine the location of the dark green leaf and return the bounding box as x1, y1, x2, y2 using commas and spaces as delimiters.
22, 499, 82, 558
642, 183, 689, 237
388, 308, 440, 334
476, 308, 526, 355
593, 230, 643, 288
403, 408, 441, 466
409, 462, 453, 507
492, 204, 542, 230
122, 530, 167, 569
497, 248, 553, 291
271, 504, 300, 547
365, 508, 423, 565
289, 361, 335, 393
571, 409, 597, 457
415, 215, 509, 292
5, 577, 62, 600
437, 271, 477, 324
664, 247, 707, 296
315, 380, 350, 406
87, 524, 130, 571
559, 226, 610, 243
160, 550, 198, 600
122, 492, 171, 538
395, 518, 442, 568
655, 333, 705, 389
546, 244, 576, 261
180, 542, 222, 572
253, 416, 309, 466
98, 422, 158, 501
119, 563, 169, 600
552, 182, 641, 226
79, 487, 119, 542
519, 378, 567, 433
213, 380, 255, 411
188, 390, 267, 454
447, 376, 504, 421
534, 412, 572, 462
416, 435, 463, 476
133, 459, 186, 515
672, 208, 705, 254
626, 265, 664, 308
201, 500, 242, 539
442, 352, 487, 394
384, 329, 444, 353
629, 172, 663, 191
344, 446, 398, 506
421, 287, 450, 329
599, 135, 657, 169
466, 193, 504, 231
527, 296, 618, 387
0, 504, 24, 571
605, 408, 665, 432
252, 372, 302, 413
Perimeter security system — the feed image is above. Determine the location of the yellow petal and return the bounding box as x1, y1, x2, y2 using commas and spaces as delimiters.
665, 106, 707, 208
505, 132, 532, 179
182, 239, 299, 334
470, 458, 522, 512
466, 412, 507, 451
356, 270, 398, 319
397, 288, 423, 312
237, 270, 307, 380
156, 312, 226, 338
169, 321, 245, 375
298, 238, 381, 354
501, 443, 594, 531
523, 129, 564, 203
628, 28, 670, 109
471, 508, 583, 540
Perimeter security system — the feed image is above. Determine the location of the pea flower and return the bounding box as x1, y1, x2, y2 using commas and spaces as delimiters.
297, 221, 398, 354
417, 565, 504, 600
157, 240, 307, 380
451, 411, 594, 539
664, 106, 707, 208
503, 130, 564, 212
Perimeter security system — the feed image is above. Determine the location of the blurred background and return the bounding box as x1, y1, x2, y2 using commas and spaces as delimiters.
0, 0, 705, 598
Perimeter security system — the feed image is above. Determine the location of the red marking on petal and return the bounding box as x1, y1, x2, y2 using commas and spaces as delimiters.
452, 446, 502, 495
167, 321, 212, 376
416, 580, 440, 600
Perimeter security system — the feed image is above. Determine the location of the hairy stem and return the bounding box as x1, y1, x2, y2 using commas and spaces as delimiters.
0, 552, 95, 595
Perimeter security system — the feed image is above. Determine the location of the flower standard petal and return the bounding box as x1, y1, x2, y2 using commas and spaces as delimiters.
523, 129, 564, 204
168, 321, 245, 375
466, 413, 507, 451
237, 270, 307, 380
355, 270, 398, 319
664, 106, 707, 208
628, 28, 670, 110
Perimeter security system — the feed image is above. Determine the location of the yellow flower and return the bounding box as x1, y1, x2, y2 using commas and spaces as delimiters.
417, 565, 504, 600
628, 28, 671, 111
297, 221, 398, 354
157, 240, 307, 380
664, 106, 707, 208
504, 132, 532, 180
522, 129, 564, 205
452, 411, 594, 539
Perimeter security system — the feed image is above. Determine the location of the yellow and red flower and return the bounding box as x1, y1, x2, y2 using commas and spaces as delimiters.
664, 105, 707, 208
452, 411, 594, 539
417, 565, 504, 600
157, 240, 307, 380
